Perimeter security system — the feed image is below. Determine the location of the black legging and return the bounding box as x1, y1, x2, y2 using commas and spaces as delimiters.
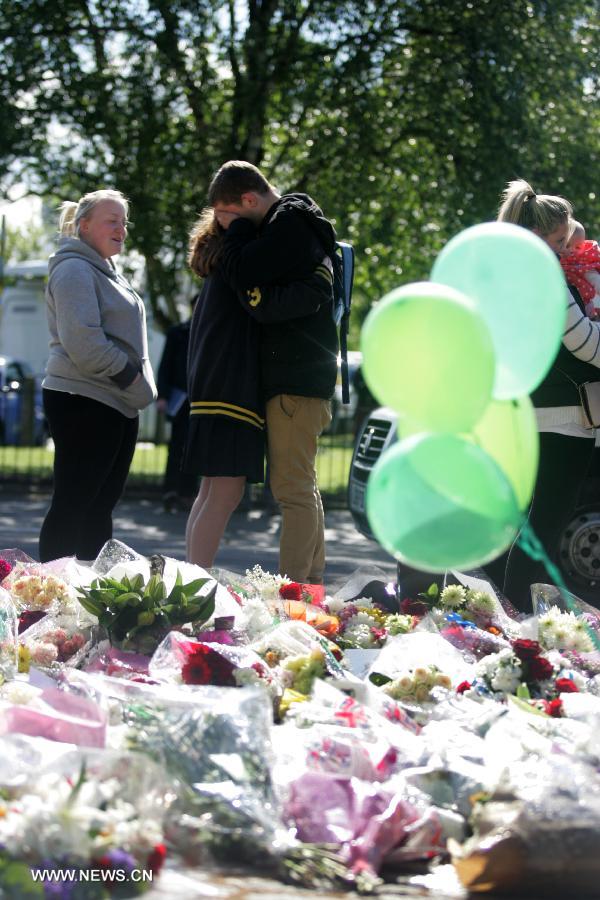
39, 389, 139, 562
502, 431, 596, 610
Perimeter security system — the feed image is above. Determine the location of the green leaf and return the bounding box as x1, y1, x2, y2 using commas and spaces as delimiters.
76, 593, 104, 618
369, 671, 392, 686
181, 577, 211, 596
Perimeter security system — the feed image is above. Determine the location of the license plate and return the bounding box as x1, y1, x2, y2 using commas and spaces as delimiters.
349, 480, 366, 514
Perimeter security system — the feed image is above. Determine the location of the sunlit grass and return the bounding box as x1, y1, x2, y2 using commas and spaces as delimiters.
0, 435, 354, 497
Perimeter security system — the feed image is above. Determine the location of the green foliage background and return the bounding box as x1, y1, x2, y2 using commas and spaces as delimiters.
1, 0, 598, 340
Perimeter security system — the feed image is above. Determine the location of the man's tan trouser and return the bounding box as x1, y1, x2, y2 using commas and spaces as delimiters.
266, 394, 332, 584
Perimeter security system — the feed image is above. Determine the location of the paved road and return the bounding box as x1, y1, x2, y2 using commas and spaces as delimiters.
0, 489, 396, 592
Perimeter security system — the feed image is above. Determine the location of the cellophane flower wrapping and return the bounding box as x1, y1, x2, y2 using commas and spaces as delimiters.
368, 631, 476, 689
284, 771, 445, 877
113, 680, 291, 865
450, 753, 600, 895
0, 586, 18, 680
19, 612, 102, 670
0, 678, 108, 747
149, 630, 279, 697
0, 735, 170, 880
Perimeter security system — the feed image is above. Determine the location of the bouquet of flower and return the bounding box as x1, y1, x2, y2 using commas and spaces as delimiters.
75, 570, 216, 653
5, 566, 70, 612
19, 620, 91, 672
0, 752, 168, 897
538, 606, 595, 653
0, 587, 18, 681
376, 664, 453, 703
328, 598, 415, 650
465, 639, 556, 700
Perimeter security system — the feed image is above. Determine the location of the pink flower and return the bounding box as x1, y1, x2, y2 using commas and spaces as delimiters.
0, 559, 12, 582
29, 642, 58, 666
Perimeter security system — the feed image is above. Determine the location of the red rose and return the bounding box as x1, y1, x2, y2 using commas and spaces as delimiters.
181, 645, 237, 686
527, 655, 554, 681
512, 639, 542, 661
280, 582, 304, 602
400, 598, 430, 617
545, 698, 563, 718
147, 843, 167, 875
555, 677, 579, 693
456, 681, 472, 694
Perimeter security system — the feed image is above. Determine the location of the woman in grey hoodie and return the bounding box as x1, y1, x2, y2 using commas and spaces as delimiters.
39, 189, 157, 562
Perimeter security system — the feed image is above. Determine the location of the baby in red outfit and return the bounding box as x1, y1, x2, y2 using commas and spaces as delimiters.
560, 219, 600, 319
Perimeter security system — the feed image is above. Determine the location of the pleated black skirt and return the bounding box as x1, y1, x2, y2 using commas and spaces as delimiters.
183, 415, 265, 483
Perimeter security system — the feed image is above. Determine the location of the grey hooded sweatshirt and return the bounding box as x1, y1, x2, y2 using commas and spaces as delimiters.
43, 238, 157, 418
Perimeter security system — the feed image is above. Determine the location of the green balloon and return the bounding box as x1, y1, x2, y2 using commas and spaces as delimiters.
360, 282, 495, 432
366, 433, 521, 572
431, 222, 566, 399
398, 395, 539, 512
472, 396, 539, 512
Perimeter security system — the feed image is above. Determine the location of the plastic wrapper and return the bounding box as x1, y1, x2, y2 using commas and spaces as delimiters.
251, 618, 336, 662
438, 617, 510, 663
285, 772, 444, 876
0, 683, 107, 746
482, 700, 600, 778
83, 642, 155, 682
2, 557, 95, 625
450, 755, 600, 895
273, 717, 401, 784
285, 679, 423, 766
367, 631, 476, 687
0, 736, 170, 875
0, 585, 18, 680
148, 630, 279, 697
19, 612, 103, 669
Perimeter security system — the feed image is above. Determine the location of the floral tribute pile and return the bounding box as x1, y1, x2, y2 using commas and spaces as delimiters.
0, 542, 600, 897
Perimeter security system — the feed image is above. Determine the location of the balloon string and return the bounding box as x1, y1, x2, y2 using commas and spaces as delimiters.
517, 520, 600, 651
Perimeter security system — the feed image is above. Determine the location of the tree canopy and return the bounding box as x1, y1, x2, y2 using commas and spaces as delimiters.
1, 0, 598, 336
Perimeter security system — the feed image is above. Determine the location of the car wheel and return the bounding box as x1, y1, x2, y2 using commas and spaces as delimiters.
558, 507, 600, 594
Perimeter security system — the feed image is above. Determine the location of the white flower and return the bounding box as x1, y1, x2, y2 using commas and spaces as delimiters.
538, 605, 594, 652
346, 611, 379, 628
343, 623, 376, 648
0, 681, 42, 706
244, 565, 288, 603
439, 585, 467, 609
465, 590, 496, 617
236, 596, 273, 640
324, 595, 345, 614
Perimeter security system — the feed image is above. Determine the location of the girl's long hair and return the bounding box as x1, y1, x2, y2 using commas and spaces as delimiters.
188, 208, 223, 278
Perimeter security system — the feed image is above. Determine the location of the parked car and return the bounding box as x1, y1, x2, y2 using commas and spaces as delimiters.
0, 356, 46, 445
348, 405, 600, 604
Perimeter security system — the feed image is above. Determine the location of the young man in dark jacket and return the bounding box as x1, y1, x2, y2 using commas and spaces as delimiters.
210, 160, 338, 584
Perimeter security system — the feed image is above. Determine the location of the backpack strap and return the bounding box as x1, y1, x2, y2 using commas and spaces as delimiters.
337, 243, 355, 403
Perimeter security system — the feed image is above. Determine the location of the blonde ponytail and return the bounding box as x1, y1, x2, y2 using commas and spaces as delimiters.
497, 178, 572, 235
58, 201, 78, 237
57, 189, 129, 239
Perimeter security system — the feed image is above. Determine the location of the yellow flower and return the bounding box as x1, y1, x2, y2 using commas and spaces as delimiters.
414, 683, 431, 702
18, 643, 31, 673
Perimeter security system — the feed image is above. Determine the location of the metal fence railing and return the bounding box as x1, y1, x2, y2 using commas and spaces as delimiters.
0, 418, 357, 508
